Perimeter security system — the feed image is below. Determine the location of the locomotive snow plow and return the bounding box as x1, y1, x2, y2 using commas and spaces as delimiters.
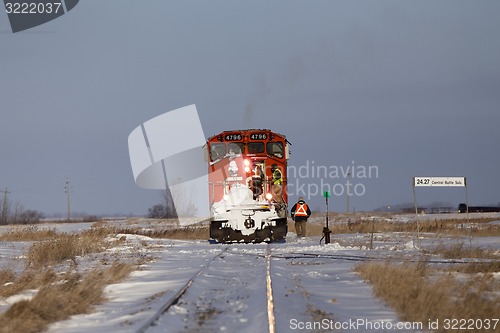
206, 130, 289, 243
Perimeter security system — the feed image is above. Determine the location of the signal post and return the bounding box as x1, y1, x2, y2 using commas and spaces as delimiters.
322, 191, 332, 244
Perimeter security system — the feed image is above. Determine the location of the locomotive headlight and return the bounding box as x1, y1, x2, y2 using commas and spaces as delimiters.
243, 159, 251, 173
265, 193, 273, 201
223, 194, 229, 201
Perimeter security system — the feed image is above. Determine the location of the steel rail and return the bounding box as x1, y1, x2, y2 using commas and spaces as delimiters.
266, 244, 276, 333
136, 247, 228, 333
274, 252, 489, 264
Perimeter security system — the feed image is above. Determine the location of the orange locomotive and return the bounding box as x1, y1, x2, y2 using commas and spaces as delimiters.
206, 129, 290, 242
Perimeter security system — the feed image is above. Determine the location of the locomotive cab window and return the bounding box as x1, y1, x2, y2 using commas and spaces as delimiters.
267, 142, 284, 158
248, 142, 264, 154
210, 143, 226, 161
228, 142, 245, 155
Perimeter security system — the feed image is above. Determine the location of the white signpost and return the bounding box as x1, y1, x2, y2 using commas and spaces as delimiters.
412, 176, 470, 243
414, 177, 466, 187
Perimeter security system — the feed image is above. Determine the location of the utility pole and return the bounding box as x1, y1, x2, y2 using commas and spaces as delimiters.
1, 188, 10, 224
346, 172, 351, 213
65, 177, 71, 222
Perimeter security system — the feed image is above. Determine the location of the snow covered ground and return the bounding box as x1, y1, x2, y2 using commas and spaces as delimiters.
1, 214, 498, 333
45, 236, 414, 333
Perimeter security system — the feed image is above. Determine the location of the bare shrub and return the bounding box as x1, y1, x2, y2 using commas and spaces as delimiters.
148, 204, 174, 219
81, 215, 101, 222
0, 199, 44, 225
15, 210, 45, 225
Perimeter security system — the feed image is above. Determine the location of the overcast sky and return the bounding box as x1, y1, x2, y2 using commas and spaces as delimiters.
1, 0, 499, 215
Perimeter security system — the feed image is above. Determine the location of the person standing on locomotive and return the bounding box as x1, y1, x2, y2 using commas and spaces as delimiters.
271, 163, 284, 203
251, 164, 264, 199
290, 197, 311, 237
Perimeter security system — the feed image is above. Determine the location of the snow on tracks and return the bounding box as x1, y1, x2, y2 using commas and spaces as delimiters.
147, 244, 272, 333
49, 239, 407, 333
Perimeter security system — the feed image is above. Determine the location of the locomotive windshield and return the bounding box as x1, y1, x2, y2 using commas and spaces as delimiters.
267, 142, 284, 158
210, 143, 226, 161
248, 142, 264, 154
211, 140, 284, 161
228, 142, 245, 154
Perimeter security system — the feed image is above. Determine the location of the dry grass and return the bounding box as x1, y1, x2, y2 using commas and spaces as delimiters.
426, 243, 499, 260
0, 225, 142, 333
288, 221, 325, 237
0, 226, 58, 241
0, 262, 132, 333
93, 215, 499, 241
305, 215, 500, 237
0, 269, 56, 299
111, 225, 210, 240
0, 268, 16, 284
448, 261, 500, 274
355, 261, 500, 331
1, 226, 118, 298
25, 227, 114, 269
146, 226, 209, 240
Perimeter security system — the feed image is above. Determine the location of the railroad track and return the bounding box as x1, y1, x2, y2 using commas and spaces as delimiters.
136, 245, 278, 333
135, 247, 229, 333
132, 244, 473, 333
229, 249, 462, 263
273, 251, 488, 265
266, 244, 276, 333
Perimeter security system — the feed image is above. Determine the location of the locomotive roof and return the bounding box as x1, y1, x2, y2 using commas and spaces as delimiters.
207, 129, 286, 141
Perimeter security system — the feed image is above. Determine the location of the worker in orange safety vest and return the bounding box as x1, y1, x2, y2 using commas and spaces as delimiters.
290, 197, 311, 237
